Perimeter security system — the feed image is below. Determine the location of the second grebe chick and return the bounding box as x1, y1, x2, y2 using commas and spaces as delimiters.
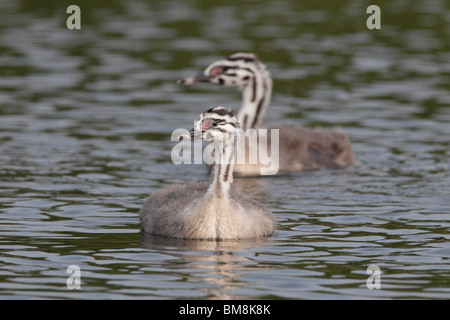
178, 53, 356, 175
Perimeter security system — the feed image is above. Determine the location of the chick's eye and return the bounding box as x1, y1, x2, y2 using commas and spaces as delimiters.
210, 67, 222, 76
212, 122, 218, 127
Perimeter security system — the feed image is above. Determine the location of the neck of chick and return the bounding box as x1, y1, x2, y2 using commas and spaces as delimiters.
206, 130, 239, 202
237, 69, 272, 131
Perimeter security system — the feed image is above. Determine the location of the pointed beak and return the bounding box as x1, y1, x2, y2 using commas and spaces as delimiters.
177, 72, 213, 85
178, 125, 202, 141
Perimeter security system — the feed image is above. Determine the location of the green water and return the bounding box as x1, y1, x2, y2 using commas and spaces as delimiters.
0, 0, 449, 299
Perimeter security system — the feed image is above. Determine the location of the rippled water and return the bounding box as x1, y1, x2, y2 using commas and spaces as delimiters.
0, 0, 449, 299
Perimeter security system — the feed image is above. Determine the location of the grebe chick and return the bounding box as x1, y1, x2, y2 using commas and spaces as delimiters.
178, 52, 356, 175
139, 107, 276, 240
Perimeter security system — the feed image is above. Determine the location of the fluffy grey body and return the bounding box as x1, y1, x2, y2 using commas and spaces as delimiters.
140, 181, 275, 239
267, 125, 355, 172
140, 107, 276, 240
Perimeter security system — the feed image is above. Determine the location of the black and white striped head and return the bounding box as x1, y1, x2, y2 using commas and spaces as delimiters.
179, 107, 240, 142
178, 53, 270, 91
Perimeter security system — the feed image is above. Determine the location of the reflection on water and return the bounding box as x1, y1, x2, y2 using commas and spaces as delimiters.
141, 233, 272, 300
0, 0, 449, 299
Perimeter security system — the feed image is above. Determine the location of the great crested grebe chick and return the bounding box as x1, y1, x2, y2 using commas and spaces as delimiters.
139, 107, 276, 240
178, 52, 356, 176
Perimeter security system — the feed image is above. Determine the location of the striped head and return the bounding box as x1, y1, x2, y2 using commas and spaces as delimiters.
178, 53, 271, 91
179, 107, 240, 142
178, 53, 273, 131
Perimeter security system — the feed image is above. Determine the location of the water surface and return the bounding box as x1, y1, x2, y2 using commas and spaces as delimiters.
0, 0, 449, 299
